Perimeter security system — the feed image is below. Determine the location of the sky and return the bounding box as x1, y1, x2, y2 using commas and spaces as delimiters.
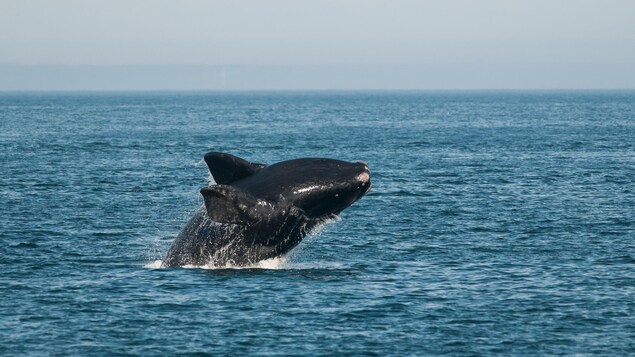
1, 0, 634, 90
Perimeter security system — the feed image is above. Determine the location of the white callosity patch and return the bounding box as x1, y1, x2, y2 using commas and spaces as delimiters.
356, 171, 369, 184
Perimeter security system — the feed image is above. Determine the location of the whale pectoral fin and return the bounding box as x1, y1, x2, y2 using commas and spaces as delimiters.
204, 152, 266, 185
200, 185, 257, 224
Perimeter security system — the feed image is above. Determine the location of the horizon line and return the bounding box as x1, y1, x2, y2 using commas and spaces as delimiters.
2, 88, 635, 93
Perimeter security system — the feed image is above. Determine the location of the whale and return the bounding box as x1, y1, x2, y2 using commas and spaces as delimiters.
162, 152, 372, 267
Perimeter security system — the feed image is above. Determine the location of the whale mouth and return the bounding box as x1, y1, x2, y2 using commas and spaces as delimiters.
361, 179, 372, 196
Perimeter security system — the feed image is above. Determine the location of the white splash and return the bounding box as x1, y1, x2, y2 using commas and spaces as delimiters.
143, 256, 289, 270
144, 260, 164, 269
207, 172, 216, 185
143, 212, 340, 271
309, 215, 341, 236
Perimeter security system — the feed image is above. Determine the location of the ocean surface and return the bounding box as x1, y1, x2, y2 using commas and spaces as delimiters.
1, 91, 634, 356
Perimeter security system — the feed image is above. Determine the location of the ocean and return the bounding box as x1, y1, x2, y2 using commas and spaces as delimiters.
1, 91, 634, 356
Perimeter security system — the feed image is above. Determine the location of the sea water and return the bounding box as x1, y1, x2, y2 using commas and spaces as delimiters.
1, 91, 634, 355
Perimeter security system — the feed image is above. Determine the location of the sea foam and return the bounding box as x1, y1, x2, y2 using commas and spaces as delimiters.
144, 256, 289, 270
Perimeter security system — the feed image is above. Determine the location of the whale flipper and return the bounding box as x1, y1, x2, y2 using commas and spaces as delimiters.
200, 185, 258, 224
204, 152, 266, 184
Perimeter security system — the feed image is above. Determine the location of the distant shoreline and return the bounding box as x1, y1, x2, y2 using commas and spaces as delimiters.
1, 64, 634, 91
1, 89, 635, 95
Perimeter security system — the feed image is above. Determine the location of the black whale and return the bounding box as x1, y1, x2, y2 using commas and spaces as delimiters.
162, 152, 372, 267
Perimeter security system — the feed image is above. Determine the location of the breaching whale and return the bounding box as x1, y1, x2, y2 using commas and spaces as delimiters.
162, 152, 372, 267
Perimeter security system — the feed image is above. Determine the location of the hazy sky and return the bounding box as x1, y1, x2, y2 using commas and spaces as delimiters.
3, 0, 634, 66
1, 0, 634, 89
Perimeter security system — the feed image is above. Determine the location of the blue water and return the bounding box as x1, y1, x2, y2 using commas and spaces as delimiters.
1, 91, 634, 356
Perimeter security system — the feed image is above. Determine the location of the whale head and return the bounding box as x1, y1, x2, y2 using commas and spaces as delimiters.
264, 158, 372, 218
200, 152, 372, 224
